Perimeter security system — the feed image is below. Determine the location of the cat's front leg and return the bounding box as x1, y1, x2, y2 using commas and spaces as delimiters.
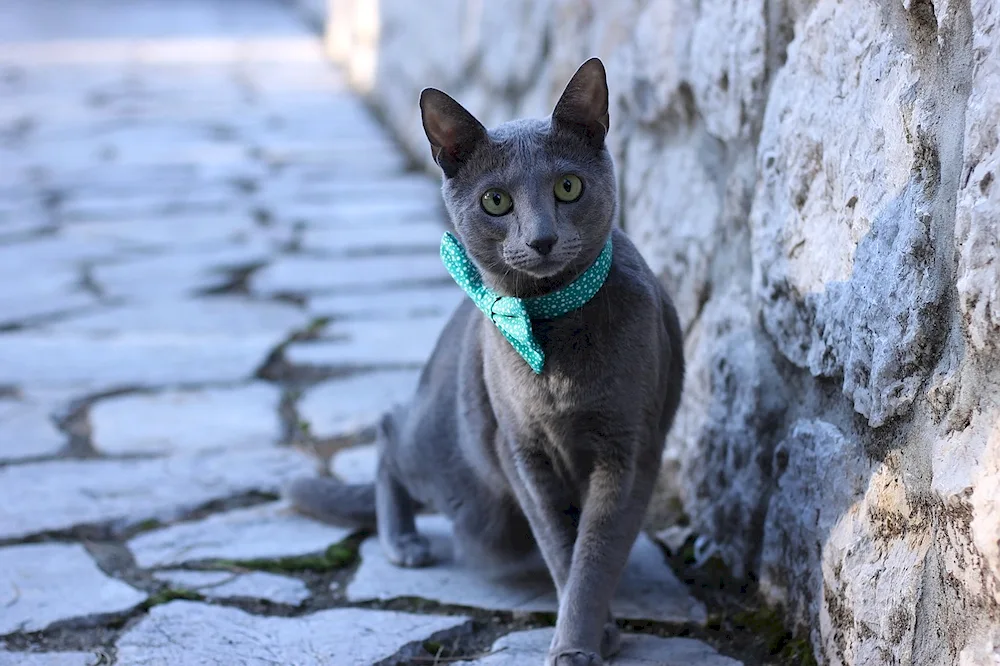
547, 446, 652, 666
502, 442, 578, 596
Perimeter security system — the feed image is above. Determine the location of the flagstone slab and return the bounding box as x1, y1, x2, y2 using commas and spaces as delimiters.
346, 515, 707, 625
285, 315, 449, 368
0, 271, 96, 327
0, 543, 147, 634
92, 244, 270, 301
0, 333, 278, 391
49, 297, 306, 338
331, 444, 377, 484
307, 284, 463, 320
0, 450, 312, 541
0, 236, 128, 273
90, 383, 281, 456
0, 393, 66, 463
251, 253, 447, 295
259, 174, 438, 205
114, 601, 470, 666
296, 369, 421, 438
466, 629, 742, 665
63, 212, 258, 251
153, 570, 309, 605
0, 653, 100, 666
128, 501, 351, 568
301, 221, 442, 256
279, 196, 442, 225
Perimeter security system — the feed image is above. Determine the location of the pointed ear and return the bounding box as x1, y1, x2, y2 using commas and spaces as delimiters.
552, 58, 609, 148
419, 88, 488, 178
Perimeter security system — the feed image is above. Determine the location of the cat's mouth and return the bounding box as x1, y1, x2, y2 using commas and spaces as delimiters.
503, 245, 581, 279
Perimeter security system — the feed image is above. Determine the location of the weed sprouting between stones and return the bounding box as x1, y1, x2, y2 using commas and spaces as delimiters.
212, 539, 360, 574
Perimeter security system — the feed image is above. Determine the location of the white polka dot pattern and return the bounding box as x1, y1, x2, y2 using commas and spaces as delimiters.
440, 232, 614, 375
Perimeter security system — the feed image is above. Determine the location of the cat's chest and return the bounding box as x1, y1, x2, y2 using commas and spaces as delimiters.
483, 321, 615, 417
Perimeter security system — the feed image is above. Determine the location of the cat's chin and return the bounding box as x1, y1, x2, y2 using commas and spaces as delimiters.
513, 261, 571, 280
518, 266, 564, 279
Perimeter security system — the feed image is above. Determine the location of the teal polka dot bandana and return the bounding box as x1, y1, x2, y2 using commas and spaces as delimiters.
440, 231, 613, 374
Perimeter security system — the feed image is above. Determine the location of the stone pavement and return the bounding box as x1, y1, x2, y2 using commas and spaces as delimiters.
0, 1, 741, 664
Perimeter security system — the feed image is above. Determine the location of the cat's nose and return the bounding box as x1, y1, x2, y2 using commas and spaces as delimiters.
527, 235, 557, 256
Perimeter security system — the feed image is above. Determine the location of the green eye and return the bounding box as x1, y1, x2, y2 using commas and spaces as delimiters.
554, 174, 583, 202
481, 188, 513, 216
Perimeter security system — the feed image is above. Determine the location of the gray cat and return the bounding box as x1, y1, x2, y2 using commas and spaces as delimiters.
287, 58, 684, 666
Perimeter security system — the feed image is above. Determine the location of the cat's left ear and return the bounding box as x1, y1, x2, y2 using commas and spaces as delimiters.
419, 88, 488, 178
552, 57, 609, 149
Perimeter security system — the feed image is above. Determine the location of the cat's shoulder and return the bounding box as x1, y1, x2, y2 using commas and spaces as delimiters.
606, 228, 663, 303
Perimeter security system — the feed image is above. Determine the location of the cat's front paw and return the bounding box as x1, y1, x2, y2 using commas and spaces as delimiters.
546, 649, 602, 666
383, 532, 434, 568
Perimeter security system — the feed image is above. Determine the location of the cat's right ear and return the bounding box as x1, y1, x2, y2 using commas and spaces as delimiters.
419, 88, 488, 178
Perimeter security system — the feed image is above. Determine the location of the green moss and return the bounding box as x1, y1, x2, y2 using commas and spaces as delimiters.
133, 518, 163, 532
732, 607, 818, 666
143, 587, 204, 609
305, 317, 330, 335
533, 612, 558, 627
214, 541, 358, 573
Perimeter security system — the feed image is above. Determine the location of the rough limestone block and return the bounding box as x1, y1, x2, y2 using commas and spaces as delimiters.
931, 407, 1000, 621
90, 383, 281, 456
475, 0, 550, 94
620, 130, 725, 328
465, 629, 743, 665
956, 0, 1000, 352
129, 501, 351, 568
676, 310, 786, 578
153, 570, 309, 605
346, 514, 707, 624
817, 460, 933, 665
758, 421, 870, 638
687, 0, 767, 141
114, 601, 470, 665
0, 543, 146, 634
751, 0, 942, 427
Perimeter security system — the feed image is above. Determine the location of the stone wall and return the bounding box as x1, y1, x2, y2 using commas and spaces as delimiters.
323, 1, 1000, 663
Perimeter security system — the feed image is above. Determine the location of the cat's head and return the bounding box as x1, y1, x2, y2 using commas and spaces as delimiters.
419, 58, 616, 297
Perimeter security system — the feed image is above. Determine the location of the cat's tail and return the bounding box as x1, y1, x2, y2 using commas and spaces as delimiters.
285, 477, 376, 528
285, 410, 404, 528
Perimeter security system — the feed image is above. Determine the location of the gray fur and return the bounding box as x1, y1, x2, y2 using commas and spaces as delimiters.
285, 58, 684, 666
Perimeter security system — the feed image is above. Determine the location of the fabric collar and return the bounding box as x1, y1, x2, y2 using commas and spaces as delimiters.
440, 231, 613, 374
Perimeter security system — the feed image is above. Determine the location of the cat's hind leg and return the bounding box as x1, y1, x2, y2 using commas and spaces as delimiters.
375, 412, 434, 568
